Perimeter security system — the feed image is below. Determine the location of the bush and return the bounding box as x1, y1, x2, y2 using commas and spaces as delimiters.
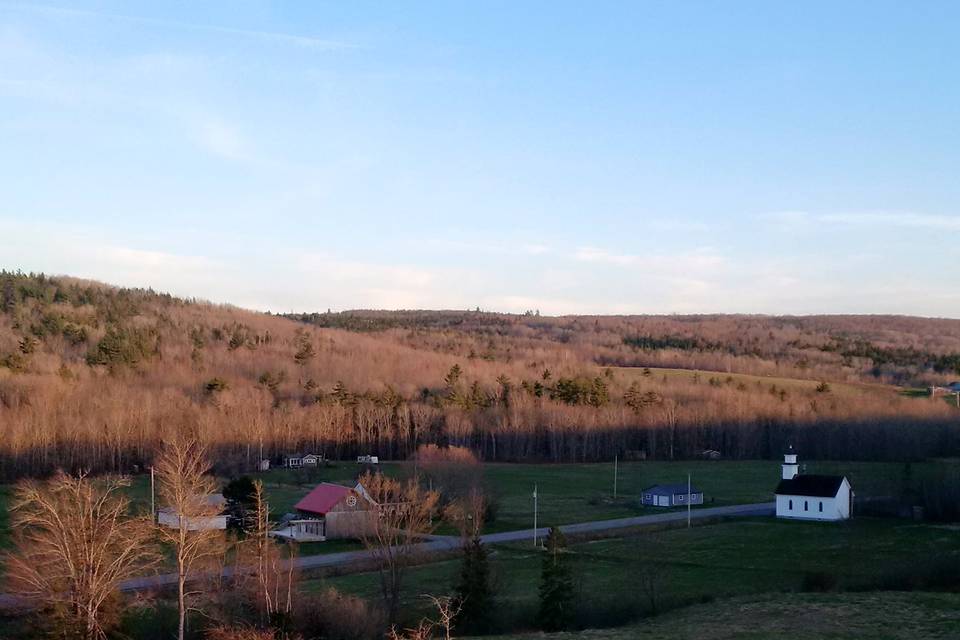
294, 588, 383, 640
801, 571, 838, 592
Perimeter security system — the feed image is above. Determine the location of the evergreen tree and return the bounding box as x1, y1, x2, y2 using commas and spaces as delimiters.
454, 536, 493, 633
537, 527, 574, 631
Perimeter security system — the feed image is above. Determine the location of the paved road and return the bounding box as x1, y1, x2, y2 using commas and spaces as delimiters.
114, 501, 773, 593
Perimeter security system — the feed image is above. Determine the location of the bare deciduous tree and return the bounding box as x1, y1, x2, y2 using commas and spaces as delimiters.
444, 487, 486, 540
4, 472, 157, 640
154, 435, 226, 640
358, 471, 440, 622
249, 480, 296, 628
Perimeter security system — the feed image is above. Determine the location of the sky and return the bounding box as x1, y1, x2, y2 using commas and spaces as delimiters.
1, 1, 959, 316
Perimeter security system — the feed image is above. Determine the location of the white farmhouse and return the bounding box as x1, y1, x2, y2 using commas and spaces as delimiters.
774, 449, 853, 521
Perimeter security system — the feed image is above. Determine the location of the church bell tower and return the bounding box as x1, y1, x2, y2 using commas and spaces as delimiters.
782, 446, 799, 480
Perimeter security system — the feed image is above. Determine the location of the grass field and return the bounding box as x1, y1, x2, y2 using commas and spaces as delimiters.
489, 591, 960, 640
308, 516, 960, 627
241, 458, 946, 535
0, 457, 951, 551
615, 366, 901, 398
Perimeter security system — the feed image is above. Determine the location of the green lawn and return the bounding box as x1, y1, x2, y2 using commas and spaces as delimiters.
480, 459, 939, 533
0, 458, 946, 552
308, 517, 960, 627
488, 591, 960, 640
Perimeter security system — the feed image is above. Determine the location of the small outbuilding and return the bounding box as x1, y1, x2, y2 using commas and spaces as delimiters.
283, 453, 304, 468
157, 494, 228, 531
302, 453, 324, 466
641, 484, 704, 508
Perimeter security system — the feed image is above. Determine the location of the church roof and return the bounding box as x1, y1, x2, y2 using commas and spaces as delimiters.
775, 474, 846, 498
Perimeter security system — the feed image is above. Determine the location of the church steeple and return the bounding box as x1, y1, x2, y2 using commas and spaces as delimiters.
782, 446, 799, 480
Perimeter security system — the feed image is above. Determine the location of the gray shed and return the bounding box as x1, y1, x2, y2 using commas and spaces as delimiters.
641, 483, 704, 507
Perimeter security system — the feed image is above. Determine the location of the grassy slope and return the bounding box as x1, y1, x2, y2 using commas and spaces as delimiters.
490, 591, 960, 640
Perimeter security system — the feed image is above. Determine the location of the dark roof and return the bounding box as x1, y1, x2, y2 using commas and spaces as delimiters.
643, 484, 703, 495
775, 474, 846, 497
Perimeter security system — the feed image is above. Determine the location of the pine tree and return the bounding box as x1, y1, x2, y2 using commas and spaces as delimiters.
454, 536, 493, 634
537, 527, 574, 631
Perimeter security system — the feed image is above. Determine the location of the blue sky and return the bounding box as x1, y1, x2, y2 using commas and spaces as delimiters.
1, 1, 959, 315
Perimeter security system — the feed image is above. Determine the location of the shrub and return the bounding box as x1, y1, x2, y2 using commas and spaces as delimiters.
801, 571, 838, 592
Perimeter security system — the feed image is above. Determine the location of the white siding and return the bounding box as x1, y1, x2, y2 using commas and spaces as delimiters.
775, 478, 851, 521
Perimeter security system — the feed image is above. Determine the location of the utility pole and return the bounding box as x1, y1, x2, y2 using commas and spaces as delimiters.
687, 472, 691, 529
150, 466, 156, 522
533, 484, 539, 547
613, 455, 618, 500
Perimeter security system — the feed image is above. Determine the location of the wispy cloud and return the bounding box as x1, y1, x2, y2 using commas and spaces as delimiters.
819, 212, 960, 231
194, 118, 251, 161
574, 246, 725, 271
762, 210, 960, 232
2, 2, 357, 51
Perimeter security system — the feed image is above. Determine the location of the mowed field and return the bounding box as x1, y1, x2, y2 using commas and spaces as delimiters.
489, 591, 960, 640
308, 517, 960, 627
614, 365, 903, 397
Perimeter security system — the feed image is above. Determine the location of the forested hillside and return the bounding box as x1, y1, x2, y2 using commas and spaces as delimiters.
1, 271, 958, 480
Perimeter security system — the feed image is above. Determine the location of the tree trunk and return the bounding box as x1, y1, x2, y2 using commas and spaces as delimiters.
178, 567, 186, 640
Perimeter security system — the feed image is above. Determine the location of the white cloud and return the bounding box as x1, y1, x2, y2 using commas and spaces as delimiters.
3, 3, 356, 51
194, 119, 251, 161
818, 212, 960, 231
762, 210, 960, 232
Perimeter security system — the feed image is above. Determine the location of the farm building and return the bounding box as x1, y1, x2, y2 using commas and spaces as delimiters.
271, 482, 376, 542
283, 453, 303, 468
302, 453, 324, 466
774, 448, 853, 521
642, 483, 704, 507
157, 493, 228, 531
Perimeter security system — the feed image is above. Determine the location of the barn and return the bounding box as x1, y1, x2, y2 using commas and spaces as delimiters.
271, 482, 376, 542
641, 483, 704, 507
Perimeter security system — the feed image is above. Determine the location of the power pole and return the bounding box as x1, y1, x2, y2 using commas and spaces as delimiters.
533, 484, 539, 547
613, 455, 618, 500
150, 466, 156, 522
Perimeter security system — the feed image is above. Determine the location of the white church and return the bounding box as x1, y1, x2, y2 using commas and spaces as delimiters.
774, 448, 853, 521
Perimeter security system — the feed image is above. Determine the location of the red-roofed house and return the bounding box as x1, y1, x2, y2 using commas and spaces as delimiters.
271, 482, 376, 542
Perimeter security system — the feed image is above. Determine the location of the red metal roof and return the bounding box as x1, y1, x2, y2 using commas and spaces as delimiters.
294, 483, 353, 516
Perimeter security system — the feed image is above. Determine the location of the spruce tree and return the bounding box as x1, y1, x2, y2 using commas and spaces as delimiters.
537, 527, 574, 631
454, 536, 493, 633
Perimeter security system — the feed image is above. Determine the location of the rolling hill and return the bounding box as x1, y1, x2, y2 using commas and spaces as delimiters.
1, 270, 958, 480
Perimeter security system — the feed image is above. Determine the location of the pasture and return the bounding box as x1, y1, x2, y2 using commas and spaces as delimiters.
490, 591, 960, 640
311, 517, 960, 628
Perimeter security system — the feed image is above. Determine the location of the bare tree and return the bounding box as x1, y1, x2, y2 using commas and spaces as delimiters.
444, 487, 486, 540
358, 471, 440, 622
386, 595, 462, 640
249, 480, 296, 628
423, 595, 462, 640
4, 472, 157, 640
154, 436, 226, 640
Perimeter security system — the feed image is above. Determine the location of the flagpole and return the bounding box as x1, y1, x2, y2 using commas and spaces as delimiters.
533, 484, 538, 547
